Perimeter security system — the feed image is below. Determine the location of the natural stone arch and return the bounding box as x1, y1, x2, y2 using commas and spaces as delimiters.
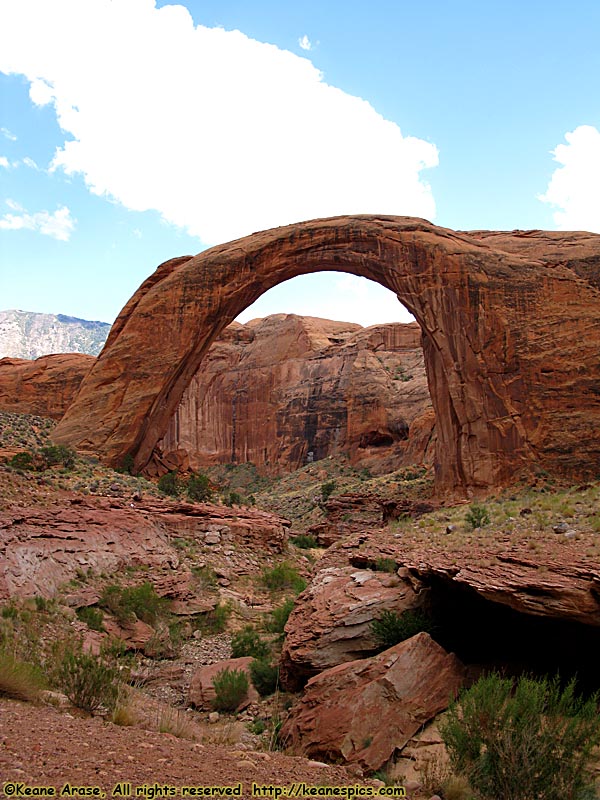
53, 215, 600, 494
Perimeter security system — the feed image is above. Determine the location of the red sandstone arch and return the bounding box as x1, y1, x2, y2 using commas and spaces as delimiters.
53, 215, 600, 494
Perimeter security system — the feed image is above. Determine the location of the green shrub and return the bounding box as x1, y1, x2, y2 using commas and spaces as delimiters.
374, 557, 397, 573
225, 490, 242, 507
440, 672, 600, 800
186, 472, 213, 502
260, 562, 306, 595
230, 626, 270, 659
371, 608, 435, 650
99, 582, 168, 626
8, 451, 35, 471
40, 444, 76, 469
250, 659, 279, 697
290, 534, 318, 549
211, 667, 249, 712
53, 644, 119, 713
118, 453, 136, 475
465, 503, 490, 529
320, 480, 337, 502
198, 602, 230, 634
265, 598, 295, 634
76, 606, 105, 632
158, 471, 180, 497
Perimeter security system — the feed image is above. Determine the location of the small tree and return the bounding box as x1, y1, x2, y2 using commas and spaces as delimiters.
158, 471, 180, 497
440, 672, 600, 800
186, 472, 212, 502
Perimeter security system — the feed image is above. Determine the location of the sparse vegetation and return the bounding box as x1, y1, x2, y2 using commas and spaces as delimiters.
371, 608, 435, 650
264, 598, 295, 634
260, 562, 306, 595
76, 605, 105, 632
290, 533, 318, 549
0, 648, 46, 702
158, 471, 180, 497
211, 667, 249, 712
250, 659, 279, 697
320, 480, 337, 502
230, 626, 270, 659
52, 642, 120, 713
465, 503, 491, 529
373, 556, 397, 573
440, 672, 600, 800
197, 603, 230, 634
99, 582, 169, 626
186, 471, 213, 502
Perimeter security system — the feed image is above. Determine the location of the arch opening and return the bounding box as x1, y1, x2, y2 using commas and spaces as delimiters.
155, 272, 433, 478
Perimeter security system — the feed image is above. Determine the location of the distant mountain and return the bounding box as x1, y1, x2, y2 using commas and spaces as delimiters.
0, 310, 111, 359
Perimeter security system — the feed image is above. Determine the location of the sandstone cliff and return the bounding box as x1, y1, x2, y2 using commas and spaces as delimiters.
157, 314, 433, 475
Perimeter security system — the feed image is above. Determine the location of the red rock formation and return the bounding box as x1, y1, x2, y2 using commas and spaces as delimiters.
158, 315, 432, 475
51, 216, 600, 494
280, 632, 465, 773
279, 566, 425, 690
0, 495, 289, 601
0, 354, 93, 420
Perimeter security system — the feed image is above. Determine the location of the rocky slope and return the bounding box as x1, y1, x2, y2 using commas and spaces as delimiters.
0, 309, 110, 358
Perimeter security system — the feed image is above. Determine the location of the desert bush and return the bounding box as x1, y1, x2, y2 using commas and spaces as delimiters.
465, 503, 490, 529
8, 451, 36, 471
186, 472, 213, 502
264, 598, 295, 634
158, 471, 180, 497
250, 659, 279, 697
0, 648, 46, 702
99, 582, 168, 626
320, 480, 337, 502
374, 557, 397, 573
211, 667, 249, 712
440, 672, 600, 800
230, 626, 270, 659
198, 602, 230, 634
371, 608, 435, 650
76, 606, 104, 632
53, 644, 120, 713
40, 444, 76, 469
260, 562, 306, 595
290, 534, 318, 549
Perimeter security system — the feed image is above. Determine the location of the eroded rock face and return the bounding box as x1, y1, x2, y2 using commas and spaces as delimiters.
52, 216, 600, 494
0, 496, 289, 601
280, 632, 465, 773
158, 315, 432, 475
279, 566, 425, 690
0, 354, 93, 420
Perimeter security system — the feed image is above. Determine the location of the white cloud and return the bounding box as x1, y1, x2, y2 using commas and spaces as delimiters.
0, 0, 438, 247
0, 127, 16, 141
0, 156, 8, 168
539, 125, 600, 233
0, 204, 75, 240
298, 35, 312, 51
22, 156, 39, 170
6, 198, 23, 211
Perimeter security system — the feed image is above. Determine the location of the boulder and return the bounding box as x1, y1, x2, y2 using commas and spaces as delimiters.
280, 566, 426, 690
281, 632, 465, 773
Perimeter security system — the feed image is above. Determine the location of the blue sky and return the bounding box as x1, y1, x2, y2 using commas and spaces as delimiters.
1, 0, 599, 327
